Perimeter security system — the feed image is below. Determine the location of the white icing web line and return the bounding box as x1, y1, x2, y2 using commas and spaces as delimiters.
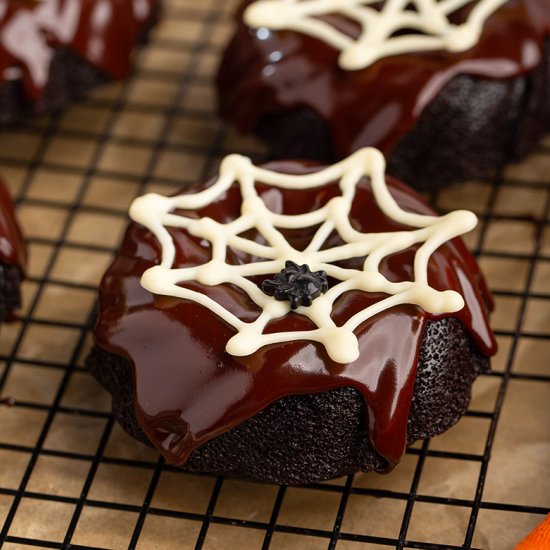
244, 0, 507, 70
130, 148, 477, 364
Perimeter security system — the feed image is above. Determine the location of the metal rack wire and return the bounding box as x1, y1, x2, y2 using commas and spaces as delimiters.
0, 0, 549, 548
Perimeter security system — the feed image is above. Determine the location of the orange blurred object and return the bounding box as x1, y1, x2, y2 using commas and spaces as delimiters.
515, 515, 550, 549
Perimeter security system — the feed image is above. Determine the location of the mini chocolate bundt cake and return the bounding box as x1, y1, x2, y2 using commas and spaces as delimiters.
0, 0, 159, 125
217, 0, 550, 190
87, 148, 497, 484
0, 179, 26, 323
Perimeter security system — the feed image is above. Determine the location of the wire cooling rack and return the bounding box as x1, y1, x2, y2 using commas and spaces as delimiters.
0, 0, 549, 548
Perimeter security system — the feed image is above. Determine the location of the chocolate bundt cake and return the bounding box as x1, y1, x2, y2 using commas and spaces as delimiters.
0, 0, 159, 125
217, 0, 550, 190
0, 179, 26, 323
87, 148, 497, 484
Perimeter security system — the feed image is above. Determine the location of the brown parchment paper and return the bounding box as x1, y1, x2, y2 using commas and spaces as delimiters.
0, 1, 549, 548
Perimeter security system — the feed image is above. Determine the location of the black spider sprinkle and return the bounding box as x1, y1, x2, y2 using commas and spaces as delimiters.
262, 261, 329, 309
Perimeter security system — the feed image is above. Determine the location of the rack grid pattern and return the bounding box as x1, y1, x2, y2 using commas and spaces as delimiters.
0, 1, 549, 548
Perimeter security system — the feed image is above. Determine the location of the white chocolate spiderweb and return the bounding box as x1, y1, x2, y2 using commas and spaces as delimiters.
129, 148, 477, 364
244, 0, 507, 70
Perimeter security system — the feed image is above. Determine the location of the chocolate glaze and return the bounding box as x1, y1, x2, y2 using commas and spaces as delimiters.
94, 161, 496, 469
217, 0, 550, 157
0, 0, 158, 102
0, 179, 26, 272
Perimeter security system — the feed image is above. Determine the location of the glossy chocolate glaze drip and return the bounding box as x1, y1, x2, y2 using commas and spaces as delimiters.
94, 161, 496, 469
0, 0, 158, 102
217, 0, 550, 157
0, 179, 26, 272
